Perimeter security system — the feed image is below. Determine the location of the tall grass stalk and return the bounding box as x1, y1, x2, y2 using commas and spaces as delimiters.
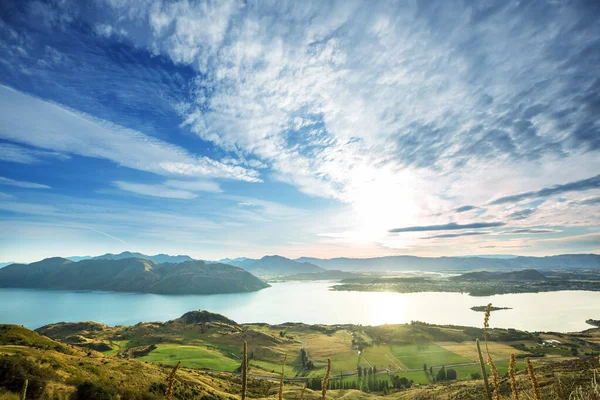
509, 352, 519, 400
321, 358, 331, 400
165, 361, 180, 400
279, 354, 287, 400
526, 358, 541, 400
20, 379, 27, 400
483, 304, 500, 400
299, 381, 307, 400
477, 338, 493, 400
242, 341, 248, 400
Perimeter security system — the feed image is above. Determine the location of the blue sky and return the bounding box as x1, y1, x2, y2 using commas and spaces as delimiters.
0, 0, 599, 263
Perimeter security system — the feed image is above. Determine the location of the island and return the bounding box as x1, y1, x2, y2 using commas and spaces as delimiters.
331, 269, 600, 296
471, 306, 512, 312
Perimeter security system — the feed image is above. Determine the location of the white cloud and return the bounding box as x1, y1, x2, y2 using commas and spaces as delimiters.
0, 176, 50, 189
0, 85, 260, 183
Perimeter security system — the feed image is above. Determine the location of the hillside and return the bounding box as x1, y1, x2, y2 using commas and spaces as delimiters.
5, 311, 597, 400
0, 258, 269, 295
296, 253, 600, 272
451, 269, 546, 282
222, 255, 324, 276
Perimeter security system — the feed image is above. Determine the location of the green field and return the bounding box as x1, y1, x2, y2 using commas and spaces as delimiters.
361, 345, 407, 370
102, 340, 128, 356
140, 345, 240, 371
389, 343, 471, 369
329, 370, 430, 387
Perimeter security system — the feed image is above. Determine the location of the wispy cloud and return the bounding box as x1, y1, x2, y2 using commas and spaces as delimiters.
574, 197, 600, 206
0, 176, 50, 189
422, 231, 489, 240
0, 142, 69, 164
508, 208, 537, 220
0, 85, 260, 183
390, 222, 505, 233
163, 179, 222, 193
455, 205, 478, 213
503, 229, 559, 235
490, 174, 600, 205
113, 181, 197, 199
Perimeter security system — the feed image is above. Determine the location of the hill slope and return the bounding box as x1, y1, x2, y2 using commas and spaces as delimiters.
0, 258, 269, 294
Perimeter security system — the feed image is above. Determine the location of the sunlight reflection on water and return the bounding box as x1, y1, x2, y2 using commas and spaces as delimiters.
1, 281, 597, 332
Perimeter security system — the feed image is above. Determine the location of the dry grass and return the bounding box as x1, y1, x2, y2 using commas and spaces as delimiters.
164, 361, 180, 400
508, 353, 518, 400
322, 358, 331, 400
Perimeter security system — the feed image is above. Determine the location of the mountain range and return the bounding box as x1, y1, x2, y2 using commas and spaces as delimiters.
0, 257, 268, 295
296, 254, 600, 271
67, 251, 195, 264
219, 255, 324, 276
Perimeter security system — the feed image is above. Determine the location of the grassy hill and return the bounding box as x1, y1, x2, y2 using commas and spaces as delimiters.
8, 310, 595, 399
1, 318, 599, 399
0, 258, 269, 295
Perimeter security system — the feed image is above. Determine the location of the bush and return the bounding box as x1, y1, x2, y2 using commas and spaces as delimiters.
446, 369, 457, 380
71, 381, 115, 400
0, 356, 48, 399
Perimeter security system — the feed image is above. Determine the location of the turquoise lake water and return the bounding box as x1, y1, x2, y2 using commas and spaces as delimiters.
1, 281, 597, 332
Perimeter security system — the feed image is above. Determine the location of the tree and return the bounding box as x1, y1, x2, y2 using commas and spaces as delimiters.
357, 366, 362, 377
423, 363, 427, 372
570, 347, 579, 356
446, 369, 457, 380
429, 366, 433, 375
436, 366, 447, 382
373, 366, 377, 375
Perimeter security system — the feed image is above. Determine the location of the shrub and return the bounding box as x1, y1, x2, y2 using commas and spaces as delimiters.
71, 381, 115, 400
0, 356, 48, 399
446, 369, 457, 380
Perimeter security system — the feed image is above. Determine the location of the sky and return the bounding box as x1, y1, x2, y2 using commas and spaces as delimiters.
0, 0, 599, 263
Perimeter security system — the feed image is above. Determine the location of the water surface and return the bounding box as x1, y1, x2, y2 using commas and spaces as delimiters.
1, 281, 597, 332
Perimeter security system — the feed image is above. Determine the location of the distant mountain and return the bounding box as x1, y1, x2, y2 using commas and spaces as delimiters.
0, 262, 14, 269
0, 258, 269, 295
91, 251, 195, 264
451, 269, 546, 282
221, 255, 324, 276
284, 269, 363, 281
295, 254, 600, 272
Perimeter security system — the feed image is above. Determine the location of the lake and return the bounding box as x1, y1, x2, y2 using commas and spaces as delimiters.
1, 281, 598, 332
